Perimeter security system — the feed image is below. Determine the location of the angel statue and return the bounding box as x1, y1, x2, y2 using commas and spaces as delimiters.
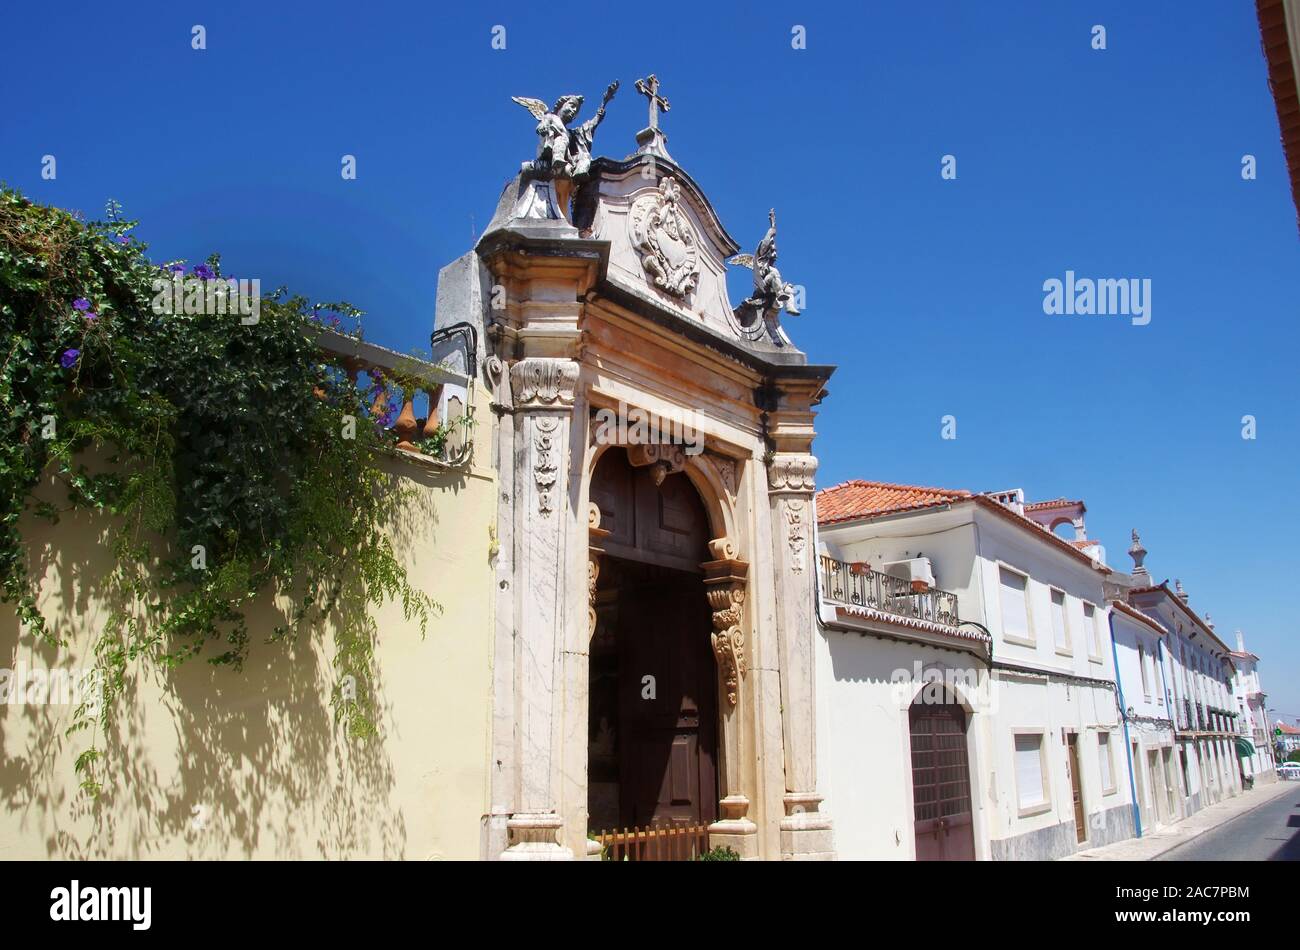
512, 80, 619, 216
728, 209, 802, 343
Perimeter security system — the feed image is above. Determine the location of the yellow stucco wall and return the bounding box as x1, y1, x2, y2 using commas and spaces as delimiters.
0, 402, 496, 859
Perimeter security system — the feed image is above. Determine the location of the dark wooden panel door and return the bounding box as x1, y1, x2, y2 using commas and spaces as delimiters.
618, 576, 718, 830
1068, 734, 1086, 843
909, 700, 975, 860
591, 448, 710, 573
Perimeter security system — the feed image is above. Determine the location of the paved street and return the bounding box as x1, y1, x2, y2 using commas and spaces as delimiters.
1158, 785, 1300, 861
1066, 779, 1295, 861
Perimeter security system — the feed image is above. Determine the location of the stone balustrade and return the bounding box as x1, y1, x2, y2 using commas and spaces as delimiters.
316, 327, 475, 466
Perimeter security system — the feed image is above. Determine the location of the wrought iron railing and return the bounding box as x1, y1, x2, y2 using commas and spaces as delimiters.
818, 555, 960, 628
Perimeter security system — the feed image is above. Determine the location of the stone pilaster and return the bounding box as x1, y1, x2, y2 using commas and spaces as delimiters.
767, 452, 834, 860
501, 356, 581, 861
702, 537, 758, 857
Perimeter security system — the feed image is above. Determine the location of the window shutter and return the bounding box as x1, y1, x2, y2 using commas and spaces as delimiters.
1015, 734, 1045, 808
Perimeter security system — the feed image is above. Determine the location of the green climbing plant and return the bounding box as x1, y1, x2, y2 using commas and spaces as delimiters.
0, 187, 443, 795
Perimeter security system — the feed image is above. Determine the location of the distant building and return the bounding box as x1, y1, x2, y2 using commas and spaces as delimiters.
1107, 597, 1182, 832
1106, 535, 1244, 817
1277, 721, 1300, 756
1228, 632, 1276, 780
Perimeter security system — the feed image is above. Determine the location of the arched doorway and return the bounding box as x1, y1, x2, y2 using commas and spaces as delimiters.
587, 447, 720, 843
908, 690, 976, 860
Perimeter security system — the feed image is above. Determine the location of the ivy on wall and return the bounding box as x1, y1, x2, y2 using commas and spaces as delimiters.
0, 188, 438, 795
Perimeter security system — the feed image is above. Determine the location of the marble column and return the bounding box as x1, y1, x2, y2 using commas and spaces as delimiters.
500, 356, 581, 860
768, 453, 835, 860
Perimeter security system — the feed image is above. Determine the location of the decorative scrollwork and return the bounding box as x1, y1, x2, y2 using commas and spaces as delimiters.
785, 499, 808, 574
629, 177, 700, 299
703, 538, 750, 708
706, 584, 747, 707
534, 416, 559, 516
626, 441, 686, 486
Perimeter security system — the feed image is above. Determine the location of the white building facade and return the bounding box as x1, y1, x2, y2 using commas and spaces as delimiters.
815, 482, 1134, 861
1112, 567, 1243, 817
1229, 633, 1276, 782
1107, 599, 1180, 834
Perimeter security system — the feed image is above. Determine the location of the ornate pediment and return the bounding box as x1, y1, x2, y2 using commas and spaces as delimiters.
480, 72, 821, 364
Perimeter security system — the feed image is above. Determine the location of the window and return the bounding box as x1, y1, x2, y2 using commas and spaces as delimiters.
1084, 602, 1101, 658
1098, 732, 1115, 794
1139, 644, 1150, 699
1050, 589, 1070, 653
999, 567, 1031, 644
1014, 732, 1049, 812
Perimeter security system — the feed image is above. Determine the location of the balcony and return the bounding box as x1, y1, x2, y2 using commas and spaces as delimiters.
818, 555, 961, 628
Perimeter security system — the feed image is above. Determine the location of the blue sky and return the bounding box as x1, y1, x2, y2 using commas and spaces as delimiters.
3, 1, 1298, 720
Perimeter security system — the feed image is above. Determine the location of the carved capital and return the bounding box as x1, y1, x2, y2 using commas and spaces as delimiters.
767, 453, 818, 493
702, 538, 750, 708
510, 357, 580, 409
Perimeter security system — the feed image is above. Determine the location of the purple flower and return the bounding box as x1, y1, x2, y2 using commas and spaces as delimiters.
169, 264, 185, 274
73, 298, 91, 311
60, 348, 80, 369
117, 235, 130, 245
84, 311, 98, 322
193, 264, 214, 280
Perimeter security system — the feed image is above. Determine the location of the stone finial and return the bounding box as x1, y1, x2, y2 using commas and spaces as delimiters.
1128, 529, 1149, 578
1175, 579, 1188, 603
1205, 613, 1214, 631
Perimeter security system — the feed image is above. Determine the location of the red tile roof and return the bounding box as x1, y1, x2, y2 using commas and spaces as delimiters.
1278, 722, 1300, 735
1258, 0, 1300, 232
816, 480, 1109, 572
816, 480, 972, 524
1070, 538, 1100, 549
1127, 583, 1232, 655
829, 602, 992, 649
1025, 498, 1084, 511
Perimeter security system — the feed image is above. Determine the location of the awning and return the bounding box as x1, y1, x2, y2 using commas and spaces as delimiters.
1236, 737, 1256, 758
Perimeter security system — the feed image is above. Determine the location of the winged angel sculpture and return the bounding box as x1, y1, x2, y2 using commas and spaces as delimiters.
512, 81, 619, 216
727, 209, 802, 343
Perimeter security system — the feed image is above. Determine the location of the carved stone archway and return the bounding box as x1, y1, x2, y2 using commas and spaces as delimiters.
584, 441, 758, 854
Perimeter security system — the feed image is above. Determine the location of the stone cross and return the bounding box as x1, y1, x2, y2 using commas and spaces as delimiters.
634, 74, 670, 130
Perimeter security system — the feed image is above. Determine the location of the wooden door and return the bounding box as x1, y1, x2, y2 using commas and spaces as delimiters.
909, 700, 976, 860
1132, 741, 1149, 829
1148, 750, 1165, 825
1067, 733, 1086, 843
617, 573, 718, 830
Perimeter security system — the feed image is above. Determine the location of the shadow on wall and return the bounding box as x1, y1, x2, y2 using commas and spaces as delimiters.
0, 457, 459, 859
